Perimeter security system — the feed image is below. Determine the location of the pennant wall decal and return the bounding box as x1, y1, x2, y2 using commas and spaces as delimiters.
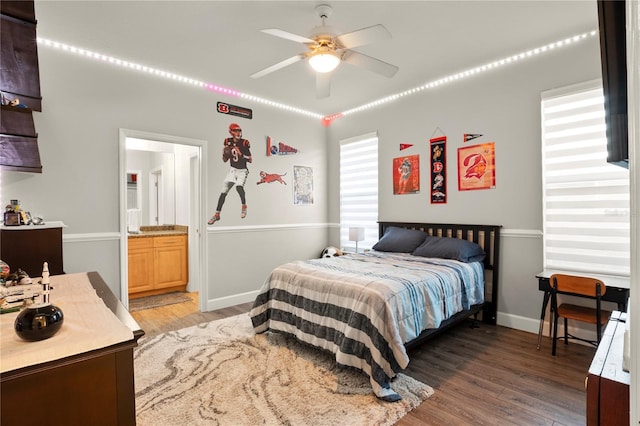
266, 136, 299, 156
464, 133, 483, 143
400, 144, 413, 151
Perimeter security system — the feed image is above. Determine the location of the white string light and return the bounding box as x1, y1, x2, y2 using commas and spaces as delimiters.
36, 37, 323, 120
338, 30, 597, 118
37, 30, 596, 125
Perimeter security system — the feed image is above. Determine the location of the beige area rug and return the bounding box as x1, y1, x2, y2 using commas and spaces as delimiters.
134, 314, 433, 425
129, 291, 191, 312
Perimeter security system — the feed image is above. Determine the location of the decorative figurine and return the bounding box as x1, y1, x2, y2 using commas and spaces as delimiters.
14, 262, 64, 341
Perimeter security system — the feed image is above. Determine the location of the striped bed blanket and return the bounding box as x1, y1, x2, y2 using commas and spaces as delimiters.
250, 251, 484, 399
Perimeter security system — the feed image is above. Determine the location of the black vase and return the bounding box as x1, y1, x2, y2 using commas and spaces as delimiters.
14, 304, 64, 341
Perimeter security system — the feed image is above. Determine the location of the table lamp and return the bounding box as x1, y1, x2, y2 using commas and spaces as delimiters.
349, 227, 365, 253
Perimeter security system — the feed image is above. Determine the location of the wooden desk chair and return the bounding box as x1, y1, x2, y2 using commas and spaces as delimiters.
550, 274, 610, 356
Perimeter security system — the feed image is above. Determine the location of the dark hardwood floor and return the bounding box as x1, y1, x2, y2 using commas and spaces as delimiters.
131, 293, 593, 425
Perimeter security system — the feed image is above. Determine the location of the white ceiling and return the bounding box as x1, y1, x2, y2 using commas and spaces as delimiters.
34, 1, 598, 116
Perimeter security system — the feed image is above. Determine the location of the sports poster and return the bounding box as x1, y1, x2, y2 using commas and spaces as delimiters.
458, 142, 496, 191
430, 136, 447, 204
293, 165, 314, 205
393, 154, 420, 195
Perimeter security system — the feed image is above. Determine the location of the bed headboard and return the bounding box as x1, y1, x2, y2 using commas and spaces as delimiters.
378, 221, 501, 324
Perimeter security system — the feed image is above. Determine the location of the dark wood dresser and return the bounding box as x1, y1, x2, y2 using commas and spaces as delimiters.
586, 310, 630, 426
0, 222, 65, 277
0, 272, 144, 425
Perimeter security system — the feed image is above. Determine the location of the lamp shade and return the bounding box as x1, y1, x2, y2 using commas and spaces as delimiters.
349, 227, 365, 242
309, 52, 340, 73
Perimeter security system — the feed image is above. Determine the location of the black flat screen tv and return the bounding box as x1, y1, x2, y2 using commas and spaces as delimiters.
597, 0, 628, 168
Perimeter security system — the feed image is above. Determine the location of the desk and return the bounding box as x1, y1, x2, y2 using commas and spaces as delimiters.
536, 270, 630, 349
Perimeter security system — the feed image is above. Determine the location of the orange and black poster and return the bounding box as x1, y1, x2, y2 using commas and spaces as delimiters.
430, 136, 447, 204
393, 154, 420, 195
458, 142, 496, 191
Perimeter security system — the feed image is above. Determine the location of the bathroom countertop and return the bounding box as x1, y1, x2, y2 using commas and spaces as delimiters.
128, 225, 188, 238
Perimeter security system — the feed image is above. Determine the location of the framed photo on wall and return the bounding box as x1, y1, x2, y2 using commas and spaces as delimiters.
457, 142, 496, 191
393, 154, 420, 195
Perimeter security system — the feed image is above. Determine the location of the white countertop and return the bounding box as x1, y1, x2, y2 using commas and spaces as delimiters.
1, 221, 67, 230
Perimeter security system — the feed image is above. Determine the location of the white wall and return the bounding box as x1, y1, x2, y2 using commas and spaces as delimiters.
327, 36, 608, 332
1, 36, 328, 306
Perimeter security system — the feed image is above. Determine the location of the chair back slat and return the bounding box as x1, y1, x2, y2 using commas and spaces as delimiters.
550, 274, 607, 297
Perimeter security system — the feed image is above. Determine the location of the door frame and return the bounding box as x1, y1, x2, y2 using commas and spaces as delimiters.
118, 128, 208, 312
149, 166, 163, 225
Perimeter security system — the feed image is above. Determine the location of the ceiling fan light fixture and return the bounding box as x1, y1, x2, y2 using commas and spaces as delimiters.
309, 52, 340, 73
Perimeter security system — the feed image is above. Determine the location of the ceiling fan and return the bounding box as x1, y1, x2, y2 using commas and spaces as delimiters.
250, 4, 399, 98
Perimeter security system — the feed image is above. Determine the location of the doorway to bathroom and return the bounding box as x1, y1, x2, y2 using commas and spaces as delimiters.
118, 129, 208, 313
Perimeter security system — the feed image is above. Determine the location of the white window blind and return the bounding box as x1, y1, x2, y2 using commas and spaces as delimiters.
340, 133, 378, 252
541, 80, 630, 276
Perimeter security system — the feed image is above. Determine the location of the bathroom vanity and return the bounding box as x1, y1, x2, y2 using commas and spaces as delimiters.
128, 225, 188, 298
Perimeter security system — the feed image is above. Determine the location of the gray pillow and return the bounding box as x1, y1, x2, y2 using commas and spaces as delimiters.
372, 226, 429, 253
412, 236, 486, 263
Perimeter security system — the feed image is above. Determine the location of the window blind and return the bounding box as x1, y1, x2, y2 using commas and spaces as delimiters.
340, 133, 378, 252
541, 80, 630, 276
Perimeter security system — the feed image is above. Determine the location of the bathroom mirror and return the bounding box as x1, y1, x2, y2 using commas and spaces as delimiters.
126, 139, 176, 227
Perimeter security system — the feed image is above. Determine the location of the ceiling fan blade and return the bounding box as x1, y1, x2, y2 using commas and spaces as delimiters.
251, 54, 306, 79
335, 24, 391, 49
316, 72, 331, 99
342, 50, 399, 78
261, 29, 315, 44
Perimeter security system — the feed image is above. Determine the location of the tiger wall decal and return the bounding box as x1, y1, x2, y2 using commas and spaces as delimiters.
257, 171, 287, 185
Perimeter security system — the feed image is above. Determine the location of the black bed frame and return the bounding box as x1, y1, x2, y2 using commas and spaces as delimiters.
378, 221, 502, 350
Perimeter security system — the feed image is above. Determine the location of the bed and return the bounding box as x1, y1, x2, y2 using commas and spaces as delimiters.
250, 221, 501, 401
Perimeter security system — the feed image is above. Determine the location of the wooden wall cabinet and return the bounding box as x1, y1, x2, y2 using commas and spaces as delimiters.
0, 2, 41, 111
0, 105, 41, 172
128, 235, 188, 298
0, 0, 43, 173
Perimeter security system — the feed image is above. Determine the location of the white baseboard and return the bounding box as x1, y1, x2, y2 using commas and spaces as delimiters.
206, 290, 259, 312
498, 311, 599, 346
497, 312, 541, 334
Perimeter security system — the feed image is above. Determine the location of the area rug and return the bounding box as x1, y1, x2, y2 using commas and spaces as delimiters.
134, 314, 433, 425
129, 291, 191, 312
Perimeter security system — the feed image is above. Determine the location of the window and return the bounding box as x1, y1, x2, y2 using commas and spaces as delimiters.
340, 132, 378, 252
541, 80, 630, 276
